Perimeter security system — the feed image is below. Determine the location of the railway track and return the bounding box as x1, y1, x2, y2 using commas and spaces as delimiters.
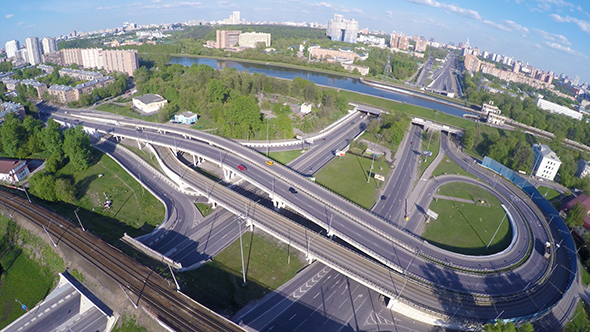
0, 189, 244, 332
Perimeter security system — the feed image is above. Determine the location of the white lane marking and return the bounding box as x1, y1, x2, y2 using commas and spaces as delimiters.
288, 314, 297, 321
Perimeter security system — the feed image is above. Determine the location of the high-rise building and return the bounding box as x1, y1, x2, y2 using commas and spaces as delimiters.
61, 48, 83, 66
5, 40, 20, 58
216, 30, 241, 49
231, 11, 240, 24
326, 14, 358, 44
41, 37, 57, 54
25, 37, 42, 65
573, 76, 580, 86
390, 33, 408, 50
102, 49, 139, 76
81, 48, 103, 69
415, 40, 427, 53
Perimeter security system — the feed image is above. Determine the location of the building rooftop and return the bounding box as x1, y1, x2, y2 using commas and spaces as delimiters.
533, 144, 561, 162
133, 93, 166, 104
0, 159, 25, 175
177, 111, 197, 118
21, 79, 45, 87
49, 85, 73, 92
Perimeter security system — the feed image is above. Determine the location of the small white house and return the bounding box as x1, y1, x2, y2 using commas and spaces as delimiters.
532, 144, 561, 181
132, 94, 168, 113
174, 112, 198, 125
0, 159, 29, 183
300, 103, 312, 114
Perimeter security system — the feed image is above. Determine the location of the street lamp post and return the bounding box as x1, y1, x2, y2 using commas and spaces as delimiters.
15, 299, 28, 312
367, 154, 375, 184
238, 218, 247, 286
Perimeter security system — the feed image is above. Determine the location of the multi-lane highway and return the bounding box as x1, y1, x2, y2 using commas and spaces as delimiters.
48, 108, 577, 327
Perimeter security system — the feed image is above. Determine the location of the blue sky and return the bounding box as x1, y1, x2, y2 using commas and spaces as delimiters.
2, 0, 589, 83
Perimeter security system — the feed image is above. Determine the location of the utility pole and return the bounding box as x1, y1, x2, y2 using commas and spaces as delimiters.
367, 154, 375, 184
43, 224, 57, 247
238, 218, 247, 286
168, 265, 180, 291
266, 116, 270, 157
21, 187, 31, 203
74, 208, 86, 232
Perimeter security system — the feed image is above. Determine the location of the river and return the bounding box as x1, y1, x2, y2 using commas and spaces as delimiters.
170, 57, 469, 118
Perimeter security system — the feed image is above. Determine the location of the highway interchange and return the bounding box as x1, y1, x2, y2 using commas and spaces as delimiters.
41, 102, 579, 330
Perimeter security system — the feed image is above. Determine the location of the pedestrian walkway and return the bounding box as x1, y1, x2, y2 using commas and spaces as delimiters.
432, 194, 474, 204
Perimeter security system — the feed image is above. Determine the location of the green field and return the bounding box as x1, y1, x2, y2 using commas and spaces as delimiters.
422, 198, 511, 255
112, 315, 148, 332
537, 185, 561, 201
436, 182, 500, 204
29, 149, 165, 243
179, 232, 305, 315
431, 154, 475, 178
417, 131, 440, 178
0, 217, 64, 329
564, 300, 590, 331
122, 143, 162, 172
96, 103, 159, 122
315, 154, 391, 209
268, 149, 306, 165
195, 203, 213, 217
190, 114, 216, 131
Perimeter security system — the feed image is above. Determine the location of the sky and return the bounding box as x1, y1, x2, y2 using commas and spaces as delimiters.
1, 0, 589, 83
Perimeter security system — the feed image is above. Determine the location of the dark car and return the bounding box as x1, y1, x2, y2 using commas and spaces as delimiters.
381, 195, 387, 200
289, 187, 298, 194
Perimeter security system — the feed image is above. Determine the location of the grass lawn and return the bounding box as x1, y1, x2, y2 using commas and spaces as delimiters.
96, 103, 159, 122
30, 149, 165, 243
268, 149, 306, 165
564, 300, 590, 330
436, 182, 500, 205
431, 154, 476, 178
422, 198, 511, 255
537, 185, 561, 201
195, 203, 213, 217
191, 114, 216, 131
417, 131, 440, 178
122, 143, 162, 173
112, 315, 148, 332
315, 154, 391, 209
179, 232, 305, 315
0, 250, 55, 329
582, 267, 590, 287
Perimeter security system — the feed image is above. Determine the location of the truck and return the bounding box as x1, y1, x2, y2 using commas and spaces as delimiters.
544, 242, 551, 259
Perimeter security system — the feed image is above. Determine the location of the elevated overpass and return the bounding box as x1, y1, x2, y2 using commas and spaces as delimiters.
52, 110, 575, 327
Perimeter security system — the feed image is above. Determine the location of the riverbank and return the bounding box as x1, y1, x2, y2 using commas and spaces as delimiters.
171, 54, 477, 110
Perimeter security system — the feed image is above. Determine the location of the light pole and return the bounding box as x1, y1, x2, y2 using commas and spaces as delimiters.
74, 208, 86, 232
15, 299, 28, 312
266, 116, 270, 157
168, 265, 180, 291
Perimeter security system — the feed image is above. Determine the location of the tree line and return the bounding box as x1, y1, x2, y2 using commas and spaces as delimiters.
134, 62, 349, 140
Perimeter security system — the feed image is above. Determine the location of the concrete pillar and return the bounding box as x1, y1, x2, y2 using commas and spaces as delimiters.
193, 154, 197, 166
208, 199, 217, 209
272, 198, 285, 210
223, 168, 235, 181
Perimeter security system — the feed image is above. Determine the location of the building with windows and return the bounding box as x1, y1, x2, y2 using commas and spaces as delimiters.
5, 40, 19, 58
309, 47, 359, 61
41, 37, 57, 54
48, 85, 77, 104
0, 102, 25, 122
326, 14, 358, 44
238, 32, 271, 48
415, 40, 427, 53
481, 101, 506, 126
0, 159, 30, 183
174, 112, 198, 124
536, 96, 582, 121
532, 144, 561, 181
81, 48, 104, 69
216, 30, 242, 49
25, 37, 42, 65
133, 94, 168, 113
59, 68, 103, 81
102, 49, 138, 76
576, 159, 590, 179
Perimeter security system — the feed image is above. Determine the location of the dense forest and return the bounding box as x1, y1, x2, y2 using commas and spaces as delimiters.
134, 62, 350, 140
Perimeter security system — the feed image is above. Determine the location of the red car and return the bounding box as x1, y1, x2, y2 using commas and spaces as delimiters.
238, 164, 247, 172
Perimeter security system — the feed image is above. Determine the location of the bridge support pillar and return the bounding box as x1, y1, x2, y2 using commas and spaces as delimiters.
272, 198, 286, 210
223, 167, 235, 181
192, 155, 204, 166
208, 199, 217, 209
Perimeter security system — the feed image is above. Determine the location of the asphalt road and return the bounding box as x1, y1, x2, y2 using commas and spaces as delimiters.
51, 109, 575, 324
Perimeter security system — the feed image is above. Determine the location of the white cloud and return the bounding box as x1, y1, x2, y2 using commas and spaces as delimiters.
533, 28, 571, 45
5, 14, 13, 19
405, 0, 481, 20
218, 0, 230, 3
503, 20, 529, 33
550, 14, 590, 33
309, 2, 363, 16
312, 2, 333, 8
483, 20, 511, 31
543, 41, 586, 57
386, 10, 394, 18
16, 21, 24, 26
153, 0, 161, 2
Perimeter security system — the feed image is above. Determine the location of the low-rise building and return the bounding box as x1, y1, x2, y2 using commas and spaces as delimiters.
481, 101, 506, 125
132, 94, 168, 113
73, 76, 114, 98
48, 85, 77, 104
0, 159, 29, 183
309, 48, 359, 61
300, 103, 312, 114
59, 68, 103, 81
532, 144, 561, 181
238, 32, 271, 48
0, 102, 25, 122
20, 79, 48, 99
536, 96, 582, 121
174, 111, 198, 124
561, 194, 590, 230
576, 159, 590, 178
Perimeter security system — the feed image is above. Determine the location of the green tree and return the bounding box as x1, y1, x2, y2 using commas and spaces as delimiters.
224, 95, 261, 138
29, 172, 57, 201
42, 118, 64, 156
0, 112, 25, 157
63, 126, 92, 170
462, 127, 476, 149
566, 201, 586, 227
484, 320, 533, 332
55, 177, 77, 204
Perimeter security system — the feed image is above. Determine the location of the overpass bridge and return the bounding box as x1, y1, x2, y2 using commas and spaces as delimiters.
52, 111, 575, 328
412, 117, 464, 135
